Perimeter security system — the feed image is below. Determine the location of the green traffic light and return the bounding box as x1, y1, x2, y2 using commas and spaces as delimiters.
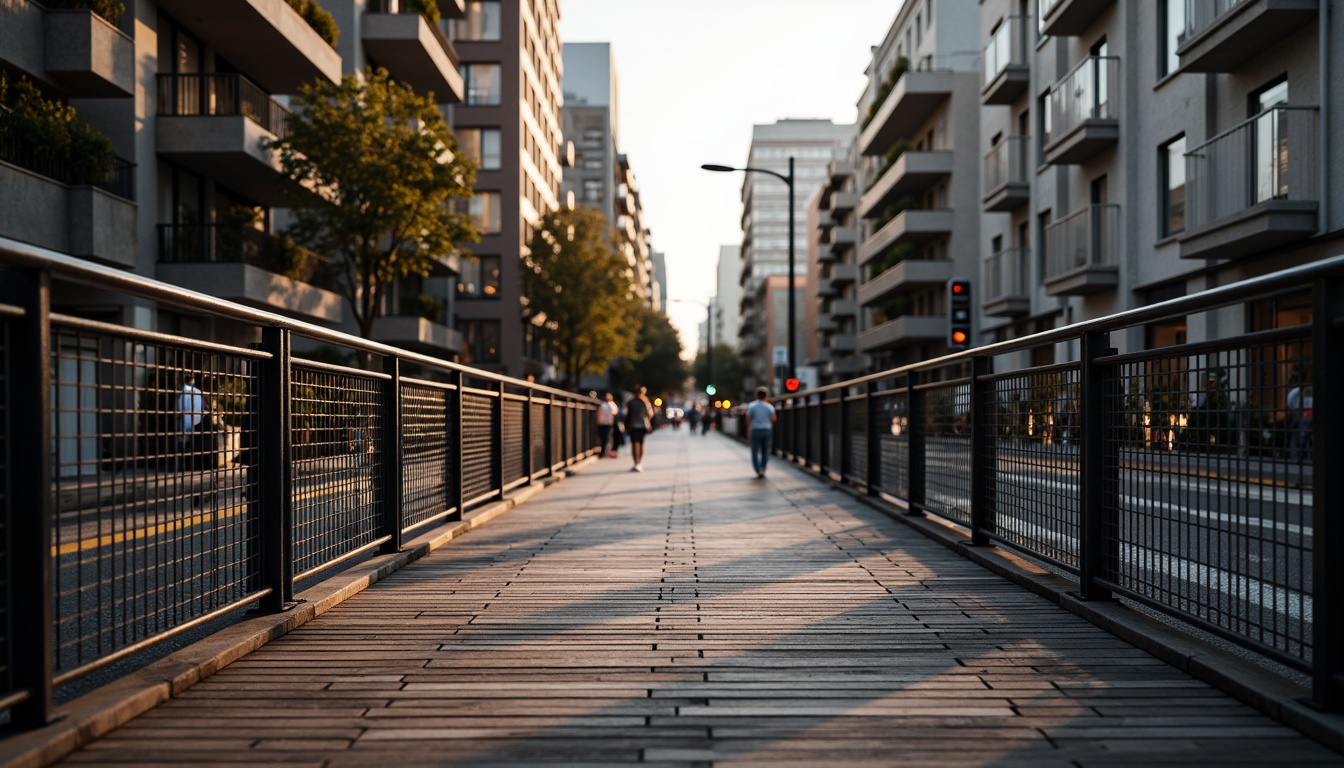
705, 384, 717, 396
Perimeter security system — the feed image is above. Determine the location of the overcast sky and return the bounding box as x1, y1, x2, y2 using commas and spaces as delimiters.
557, 0, 901, 357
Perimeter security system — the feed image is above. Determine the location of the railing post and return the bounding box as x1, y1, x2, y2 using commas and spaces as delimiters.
524, 386, 534, 484
866, 380, 881, 497
1313, 276, 1344, 709
6, 269, 56, 726
907, 371, 926, 516
818, 393, 829, 473
1079, 330, 1117, 601
545, 395, 555, 476
379, 356, 402, 554
839, 389, 849, 480
803, 394, 814, 468
449, 369, 464, 521
968, 355, 994, 546
258, 326, 294, 611
494, 379, 505, 498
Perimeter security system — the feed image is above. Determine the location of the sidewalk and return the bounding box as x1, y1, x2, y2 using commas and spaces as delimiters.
52, 429, 1341, 767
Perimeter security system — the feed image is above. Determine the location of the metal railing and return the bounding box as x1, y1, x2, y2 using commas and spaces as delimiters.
1045, 203, 1118, 280
156, 73, 291, 139
726, 253, 1344, 708
1183, 0, 1251, 43
0, 107, 136, 200
986, 247, 1029, 303
158, 223, 338, 291
983, 135, 1029, 195
1046, 56, 1118, 146
983, 15, 1030, 85
0, 240, 599, 727
1184, 105, 1320, 232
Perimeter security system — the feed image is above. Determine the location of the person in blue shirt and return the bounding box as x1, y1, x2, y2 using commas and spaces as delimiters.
745, 386, 777, 478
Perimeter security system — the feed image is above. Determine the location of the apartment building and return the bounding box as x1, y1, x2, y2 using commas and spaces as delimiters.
735, 119, 850, 392
0, 0, 466, 353
851, 0, 983, 373
978, 0, 1341, 370
450, 0, 564, 378
809, 140, 865, 385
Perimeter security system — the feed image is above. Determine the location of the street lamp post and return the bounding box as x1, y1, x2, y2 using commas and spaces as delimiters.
702, 158, 795, 394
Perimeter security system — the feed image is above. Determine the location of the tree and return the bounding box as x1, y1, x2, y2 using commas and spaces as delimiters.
692, 342, 749, 402
609, 306, 689, 397
269, 67, 477, 340
521, 207, 639, 388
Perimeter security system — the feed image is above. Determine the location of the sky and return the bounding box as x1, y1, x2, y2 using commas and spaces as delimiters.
556, 0, 901, 358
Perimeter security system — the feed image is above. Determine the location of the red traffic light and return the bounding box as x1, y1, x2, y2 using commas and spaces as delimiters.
951, 330, 969, 345
952, 283, 964, 294
784, 378, 801, 392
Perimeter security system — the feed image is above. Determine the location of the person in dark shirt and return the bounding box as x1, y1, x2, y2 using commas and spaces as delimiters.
625, 385, 654, 472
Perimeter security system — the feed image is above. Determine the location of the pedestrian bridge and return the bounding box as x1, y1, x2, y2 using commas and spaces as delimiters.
4, 242, 1344, 765
10, 432, 1343, 767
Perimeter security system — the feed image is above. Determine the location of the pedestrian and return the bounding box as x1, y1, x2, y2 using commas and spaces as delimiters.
596, 392, 619, 458
1286, 371, 1312, 463
746, 386, 776, 479
687, 403, 702, 433
625, 385, 654, 472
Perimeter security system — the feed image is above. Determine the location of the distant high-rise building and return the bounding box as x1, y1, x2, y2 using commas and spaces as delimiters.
451, 0, 565, 379
714, 245, 742, 346
649, 249, 667, 313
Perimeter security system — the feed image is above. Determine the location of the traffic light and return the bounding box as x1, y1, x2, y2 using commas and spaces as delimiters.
947, 278, 972, 350
722, 399, 732, 409
705, 384, 717, 396
784, 377, 801, 393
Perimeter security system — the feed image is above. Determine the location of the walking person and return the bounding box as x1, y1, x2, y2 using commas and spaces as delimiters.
1286, 371, 1313, 463
596, 392, 620, 458
625, 385, 654, 472
746, 386, 776, 479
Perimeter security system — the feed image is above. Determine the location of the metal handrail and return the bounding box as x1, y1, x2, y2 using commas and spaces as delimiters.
156, 73, 291, 139
983, 16, 1029, 84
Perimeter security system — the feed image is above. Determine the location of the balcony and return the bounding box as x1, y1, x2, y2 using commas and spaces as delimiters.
823, 357, 864, 379
827, 334, 859, 354
819, 226, 859, 262
42, 5, 134, 97
1037, 0, 1112, 37
858, 67, 956, 156
1043, 204, 1119, 295
829, 190, 859, 221
858, 315, 946, 352
1179, 0, 1317, 73
157, 223, 344, 324
0, 111, 137, 268
363, 1, 464, 103
816, 277, 836, 298
156, 74, 291, 207
984, 247, 1031, 317
371, 315, 463, 356
817, 315, 838, 334
829, 263, 859, 286
857, 210, 954, 266
830, 299, 860, 319
1043, 56, 1119, 165
982, 16, 1031, 105
858, 258, 955, 307
828, 158, 854, 185
1180, 106, 1319, 260
861, 151, 953, 220
983, 136, 1031, 212
152, 0, 341, 94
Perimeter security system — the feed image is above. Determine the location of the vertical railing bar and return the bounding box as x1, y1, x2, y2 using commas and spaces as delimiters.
524, 385, 534, 484
494, 379, 505, 499
545, 394, 554, 476
1312, 276, 1344, 708
1078, 330, 1116, 601
907, 371, 926, 516
379, 356, 402, 554
839, 387, 849, 480
866, 380, 880, 497
969, 356, 994, 545
258, 327, 294, 610
449, 369, 464, 521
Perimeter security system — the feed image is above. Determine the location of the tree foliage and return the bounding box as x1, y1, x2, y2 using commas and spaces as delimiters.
269, 68, 477, 340
521, 207, 639, 388
692, 342, 749, 402
609, 306, 688, 398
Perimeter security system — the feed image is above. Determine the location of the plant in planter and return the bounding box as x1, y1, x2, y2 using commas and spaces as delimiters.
399, 292, 445, 322
405, 0, 441, 23
284, 0, 340, 47
0, 75, 115, 186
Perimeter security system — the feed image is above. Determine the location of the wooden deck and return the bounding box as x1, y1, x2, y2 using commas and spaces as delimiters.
59, 430, 1342, 766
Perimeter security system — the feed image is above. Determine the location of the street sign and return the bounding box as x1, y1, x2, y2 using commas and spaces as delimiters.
772, 346, 788, 367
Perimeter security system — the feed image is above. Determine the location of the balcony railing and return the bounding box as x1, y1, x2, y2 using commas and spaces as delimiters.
983, 135, 1030, 194
156, 73, 291, 139
986, 247, 1029, 302
1046, 56, 1118, 146
0, 106, 135, 200
1182, 0, 1250, 42
158, 223, 336, 290
1184, 105, 1319, 231
1045, 203, 1118, 280
984, 16, 1030, 85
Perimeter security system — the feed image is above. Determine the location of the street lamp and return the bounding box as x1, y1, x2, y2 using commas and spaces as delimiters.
702, 158, 795, 394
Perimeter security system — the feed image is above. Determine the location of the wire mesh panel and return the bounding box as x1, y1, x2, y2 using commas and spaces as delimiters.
874, 387, 909, 498
460, 389, 497, 504
501, 396, 525, 487
1102, 333, 1314, 668
986, 366, 1081, 570
50, 326, 262, 676
806, 400, 821, 466
530, 400, 547, 474
923, 380, 972, 525
290, 363, 384, 577
550, 403, 563, 469
400, 381, 451, 532
846, 392, 869, 485
822, 398, 843, 475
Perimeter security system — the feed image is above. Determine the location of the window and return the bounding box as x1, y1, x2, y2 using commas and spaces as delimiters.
460, 320, 501, 363
457, 255, 501, 298
582, 179, 602, 203
1159, 0, 1185, 78
1037, 93, 1051, 159
455, 0, 501, 40
1161, 135, 1186, 236
467, 192, 502, 232
456, 128, 501, 171
1252, 78, 1290, 203
1037, 209, 1051, 276
460, 63, 501, 105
